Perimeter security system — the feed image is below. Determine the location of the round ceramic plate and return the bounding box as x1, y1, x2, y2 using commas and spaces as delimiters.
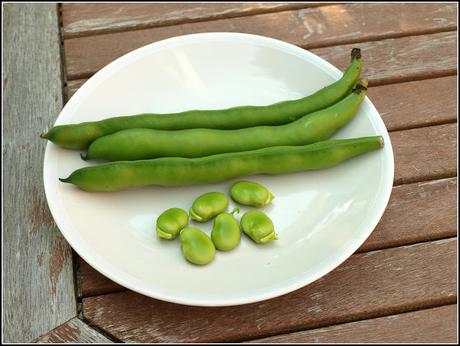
43, 32, 394, 307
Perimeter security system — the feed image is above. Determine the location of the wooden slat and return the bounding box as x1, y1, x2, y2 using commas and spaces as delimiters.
62, 3, 315, 38
366, 75, 458, 131
250, 304, 458, 343
78, 176, 457, 297
78, 258, 125, 297
82, 238, 457, 343
34, 318, 112, 343
3, 4, 76, 342
66, 75, 458, 134
63, 4, 457, 80
360, 177, 457, 252
392, 123, 457, 185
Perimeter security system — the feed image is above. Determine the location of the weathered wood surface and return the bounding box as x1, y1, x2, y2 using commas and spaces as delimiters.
360, 177, 457, 252
78, 176, 457, 297
66, 75, 458, 133
366, 75, 457, 131
391, 123, 457, 184
62, 2, 315, 38
63, 4, 457, 80
3, 4, 76, 342
251, 304, 458, 343
78, 259, 125, 298
33, 318, 112, 343
82, 238, 457, 343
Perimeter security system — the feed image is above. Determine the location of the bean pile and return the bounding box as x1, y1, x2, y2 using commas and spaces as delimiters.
157, 181, 277, 265
41, 48, 386, 266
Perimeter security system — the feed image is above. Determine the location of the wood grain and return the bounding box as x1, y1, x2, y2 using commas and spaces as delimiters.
63, 6, 457, 80
313, 31, 457, 86
391, 123, 457, 185
250, 304, 458, 343
82, 238, 457, 343
366, 75, 458, 131
3, 4, 76, 342
77, 175, 457, 297
66, 75, 458, 134
34, 318, 112, 343
78, 258, 125, 297
360, 177, 457, 252
62, 3, 315, 38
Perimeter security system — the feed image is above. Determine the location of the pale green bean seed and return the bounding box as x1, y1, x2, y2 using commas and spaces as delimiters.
241, 210, 277, 244
190, 192, 228, 222
230, 180, 274, 207
211, 208, 241, 251
156, 208, 188, 240
180, 227, 216, 265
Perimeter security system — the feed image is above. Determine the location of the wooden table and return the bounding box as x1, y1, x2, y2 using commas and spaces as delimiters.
4, 3, 457, 343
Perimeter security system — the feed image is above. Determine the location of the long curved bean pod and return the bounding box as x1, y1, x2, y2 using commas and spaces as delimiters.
84, 82, 367, 161
60, 136, 384, 192
41, 49, 362, 150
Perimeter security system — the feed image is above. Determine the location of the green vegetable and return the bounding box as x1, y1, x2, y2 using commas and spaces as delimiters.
180, 227, 216, 265
60, 136, 384, 192
83, 82, 367, 161
190, 192, 229, 222
155, 208, 188, 240
241, 210, 277, 244
41, 48, 362, 150
211, 208, 241, 251
230, 181, 274, 207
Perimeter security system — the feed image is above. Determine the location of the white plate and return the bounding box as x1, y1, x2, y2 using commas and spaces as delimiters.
43, 32, 394, 307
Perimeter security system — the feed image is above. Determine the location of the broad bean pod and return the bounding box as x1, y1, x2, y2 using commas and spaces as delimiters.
41, 49, 362, 150
84, 82, 367, 161
60, 136, 384, 192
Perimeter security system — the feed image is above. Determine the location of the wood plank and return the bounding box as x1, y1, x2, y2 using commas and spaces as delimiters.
63, 4, 457, 80
62, 3, 315, 38
360, 177, 457, 252
78, 258, 125, 297
250, 304, 458, 343
392, 123, 457, 185
366, 75, 458, 131
3, 4, 77, 342
34, 318, 112, 343
82, 238, 457, 343
66, 75, 458, 134
78, 176, 457, 297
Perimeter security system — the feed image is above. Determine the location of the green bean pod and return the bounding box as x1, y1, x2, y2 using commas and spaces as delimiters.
60, 136, 384, 192
241, 210, 277, 244
41, 49, 362, 150
156, 208, 188, 240
84, 82, 367, 161
230, 181, 274, 207
190, 192, 229, 222
179, 227, 216, 265
211, 208, 241, 251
